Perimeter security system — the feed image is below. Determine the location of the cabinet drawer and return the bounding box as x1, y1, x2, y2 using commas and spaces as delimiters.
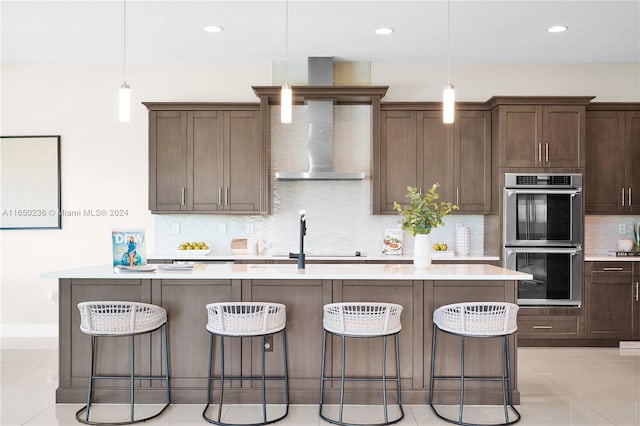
591, 262, 632, 273
518, 316, 578, 337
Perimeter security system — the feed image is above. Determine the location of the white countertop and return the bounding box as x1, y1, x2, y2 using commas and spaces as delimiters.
42, 263, 531, 281
148, 253, 500, 262
584, 255, 640, 262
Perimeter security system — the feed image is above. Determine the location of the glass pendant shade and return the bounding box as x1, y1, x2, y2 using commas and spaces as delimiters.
119, 82, 131, 123
281, 84, 292, 124
443, 83, 455, 124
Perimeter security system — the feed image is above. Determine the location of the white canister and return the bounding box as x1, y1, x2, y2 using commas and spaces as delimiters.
456, 226, 470, 256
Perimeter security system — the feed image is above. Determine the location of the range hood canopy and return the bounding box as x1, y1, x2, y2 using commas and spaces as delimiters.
261, 57, 385, 181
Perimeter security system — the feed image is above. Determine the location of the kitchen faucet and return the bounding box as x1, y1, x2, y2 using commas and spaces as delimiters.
289, 209, 306, 269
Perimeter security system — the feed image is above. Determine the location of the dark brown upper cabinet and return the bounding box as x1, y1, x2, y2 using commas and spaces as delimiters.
489, 97, 593, 169
145, 103, 268, 214
374, 104, 491, 214
586, 104, 640, 214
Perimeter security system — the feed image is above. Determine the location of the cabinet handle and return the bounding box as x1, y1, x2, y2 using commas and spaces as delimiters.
635, 282, 639, 302
181, 187, 185, 206
629, 188, 632, 206
532, 325, 553, 329
603, 267, 624, 271
538, 143, 542, 163
622, 188, 626, 206
545, 143, 549, 162
456, 187, 459, 205
225, 187, 229, 206
218, 187, 222, 205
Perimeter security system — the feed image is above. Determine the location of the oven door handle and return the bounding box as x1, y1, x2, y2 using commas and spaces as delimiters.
505, 189, 581, 196
505, 247, 582, 255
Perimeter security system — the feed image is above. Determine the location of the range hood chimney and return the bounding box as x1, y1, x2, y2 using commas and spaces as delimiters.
275, 57, 365, 181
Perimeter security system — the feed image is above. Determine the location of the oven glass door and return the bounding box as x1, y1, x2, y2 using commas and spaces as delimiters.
505, 247, 582, 306
504, 189, 582, 246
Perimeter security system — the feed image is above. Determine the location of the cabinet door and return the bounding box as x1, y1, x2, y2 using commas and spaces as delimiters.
190, 111, 224, 211
585, 111, 625, 214
498, 105, 541, 168
626, 111, 640, 214
417, 111, 453, 203
149, 111, 188, 211
379, 111, 418, 212
542, 106, 583, 168
634, 265, 640, 340
586, 264, 633, 340
225, 110, 262, 212
454, 111, 491, 213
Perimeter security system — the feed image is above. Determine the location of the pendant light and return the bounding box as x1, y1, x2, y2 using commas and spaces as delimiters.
443, 0, 454, 124
280, 0, 292, 124
119, 0, 130, 123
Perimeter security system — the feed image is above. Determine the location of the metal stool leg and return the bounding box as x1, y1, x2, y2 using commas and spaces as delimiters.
382, 335, 388, 424
501, 336, 508, 423
218, 336, 225, 423
338, 335, 346, 425
429, 324, 437, 406
85, 335, 96, 422
163, 323, 171, 405
130, 335, 135, 423
261, 335, 267, 424
204, 333, 214, 420
319, 330, 327, 417
282, 329, 290, 417
395, 333, 404, 421
459, 336, 465, 424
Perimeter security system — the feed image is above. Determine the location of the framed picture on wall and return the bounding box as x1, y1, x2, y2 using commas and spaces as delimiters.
0, 135, 61, 229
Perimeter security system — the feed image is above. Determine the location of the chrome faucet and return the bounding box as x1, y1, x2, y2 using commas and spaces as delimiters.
289, 209, 307, 269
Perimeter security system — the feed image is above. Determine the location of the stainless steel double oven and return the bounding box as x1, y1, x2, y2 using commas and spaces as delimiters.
503, 173, 583, 306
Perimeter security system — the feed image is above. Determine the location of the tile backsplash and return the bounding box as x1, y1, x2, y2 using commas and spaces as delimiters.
585, 215, 640, 254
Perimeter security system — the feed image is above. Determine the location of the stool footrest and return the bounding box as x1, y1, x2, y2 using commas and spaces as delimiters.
322, 376, 400, 382
432, 375, 511, 382
75, 402, 170, 425
430, 404, 521, 426
206, 375, 286, 381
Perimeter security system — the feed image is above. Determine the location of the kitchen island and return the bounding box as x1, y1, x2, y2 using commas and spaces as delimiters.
45, 263, 531, 405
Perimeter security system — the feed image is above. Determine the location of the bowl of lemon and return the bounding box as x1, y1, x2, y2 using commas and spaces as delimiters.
177, 241, 211, 255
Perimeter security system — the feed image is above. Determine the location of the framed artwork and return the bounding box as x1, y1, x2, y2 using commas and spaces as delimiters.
1, 135, 61, 229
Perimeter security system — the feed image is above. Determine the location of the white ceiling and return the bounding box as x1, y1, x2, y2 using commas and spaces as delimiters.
2, 0, 639, 64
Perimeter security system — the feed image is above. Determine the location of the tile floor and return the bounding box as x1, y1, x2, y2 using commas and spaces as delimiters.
1, 338, 639, 425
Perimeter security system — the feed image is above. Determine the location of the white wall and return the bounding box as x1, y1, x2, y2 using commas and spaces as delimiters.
1, 60, 639, 335
0, 61, 271, 336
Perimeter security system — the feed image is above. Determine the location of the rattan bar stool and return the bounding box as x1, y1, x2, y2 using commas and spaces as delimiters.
75, 301, 170, 425
203, 302, 289, 426
319, 302, 404, 426
429, 302, 521, 426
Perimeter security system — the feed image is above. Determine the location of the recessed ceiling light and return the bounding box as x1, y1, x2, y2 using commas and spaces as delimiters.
204, 25, 224, 33
547, 25, 568, 33
374, 27, 394, 36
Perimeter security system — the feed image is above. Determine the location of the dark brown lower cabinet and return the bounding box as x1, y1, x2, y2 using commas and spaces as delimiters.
585, 262, 635, 340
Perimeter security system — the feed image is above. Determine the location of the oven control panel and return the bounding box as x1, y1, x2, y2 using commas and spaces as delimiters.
506, 173, 581, 189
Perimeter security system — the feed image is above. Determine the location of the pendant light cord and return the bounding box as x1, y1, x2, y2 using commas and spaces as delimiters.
285, 0, 289, 84
446, 0, 450, 83
122, 0, 127, 83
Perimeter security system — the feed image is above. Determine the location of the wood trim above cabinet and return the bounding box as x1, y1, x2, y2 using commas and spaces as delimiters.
487, 96, 595, 109
381, 102, 489, 111
251, 86, 388, 105
587, 102, 640, 111
142, 102, 260, 111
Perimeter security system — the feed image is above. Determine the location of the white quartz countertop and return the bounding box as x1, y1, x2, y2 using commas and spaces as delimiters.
148, 253, 500, 262
42, 263, 531, 281
584, 255, 640, 262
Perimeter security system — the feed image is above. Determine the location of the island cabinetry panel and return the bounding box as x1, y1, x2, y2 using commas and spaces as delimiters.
375, 105, 491, 214
635, 264, 640, 340
490, 97, 592, 169
585, 106, 640, 214
429, 280, 517, 404
59, 279, 153, 401
152, 279, 236, 397
585, 262, 634, 340
332, 279, 423, 401
146, 103, 267, 214
241, 279, 330, 396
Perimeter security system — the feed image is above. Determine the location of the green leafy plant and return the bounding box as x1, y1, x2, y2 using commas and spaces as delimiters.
393, 184, 459, 236
634, 223, 640, 252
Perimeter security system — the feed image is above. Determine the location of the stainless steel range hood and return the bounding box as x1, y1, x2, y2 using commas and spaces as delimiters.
275, 57, 365, 181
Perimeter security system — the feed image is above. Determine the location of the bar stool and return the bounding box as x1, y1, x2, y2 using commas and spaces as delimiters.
75, 301, 170, 425
319, 302, 404, 426
203, 302, 289, 426
429, 302, 521, 426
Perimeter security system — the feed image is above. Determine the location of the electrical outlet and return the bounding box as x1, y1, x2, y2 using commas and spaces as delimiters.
456, 222, 463, 229
264, 335, 273, 352
171, 223, 180, 234
219, 223, 227, 234
619, 223, 626, 235
246, 223, 255, 235
47, 291, 57, 304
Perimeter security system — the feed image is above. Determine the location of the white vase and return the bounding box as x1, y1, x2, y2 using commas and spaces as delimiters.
413, 234, 432, 269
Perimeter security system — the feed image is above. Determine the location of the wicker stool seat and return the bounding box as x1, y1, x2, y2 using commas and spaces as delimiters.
203, 302, 289, 426
75, 301, 170, 425
429, 302, 521, 426
319, 302, 404, 426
